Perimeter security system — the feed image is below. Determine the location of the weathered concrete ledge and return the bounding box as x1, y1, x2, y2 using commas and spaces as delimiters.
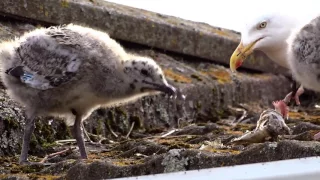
0, 0, 288, 74
65, 141, 320, 180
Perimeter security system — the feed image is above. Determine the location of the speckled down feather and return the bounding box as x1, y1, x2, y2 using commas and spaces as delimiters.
287, 15, 320, 92
0, 24, 174, 126
4, 25, 85, 90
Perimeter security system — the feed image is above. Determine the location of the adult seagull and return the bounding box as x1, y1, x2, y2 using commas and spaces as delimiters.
229, 13, 315, 105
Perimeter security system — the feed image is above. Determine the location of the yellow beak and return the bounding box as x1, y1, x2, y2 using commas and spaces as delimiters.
229, 40, 259, 72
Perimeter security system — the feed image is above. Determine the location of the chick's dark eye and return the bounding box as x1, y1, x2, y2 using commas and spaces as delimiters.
140, 69, 149, 76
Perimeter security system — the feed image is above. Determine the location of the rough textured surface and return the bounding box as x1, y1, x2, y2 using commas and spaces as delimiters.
64, 140, 320, 180
2, 110, 320, 180
0, 88, 24, 156
0, 0, 288, 74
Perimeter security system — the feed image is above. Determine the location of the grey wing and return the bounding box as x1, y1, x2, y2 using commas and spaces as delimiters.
5, 26, 83, 90
46, 25, 83, 46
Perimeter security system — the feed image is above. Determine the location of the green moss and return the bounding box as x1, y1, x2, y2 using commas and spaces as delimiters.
20, 164, 43, 173
96, 118, 103, 135
57, 122, 72, 139
214, 108, 230, 120
30, 118, 73, 152
28, 174, 61, 180
106, 111, 115, 133
35, 120, 55, 145
115, 107, 128, 119
61, 0, 69, 8
106, 110, 115, 125
129, 115, 143, 129
216, 109, 224, 116
30, 134, 38, 149
42, 142, 58, 148
4, 116, 19, 129
196, 101, 202, 110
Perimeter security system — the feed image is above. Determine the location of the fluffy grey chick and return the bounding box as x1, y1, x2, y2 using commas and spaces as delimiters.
287, 15, 320, 140
0, 24, 177, 165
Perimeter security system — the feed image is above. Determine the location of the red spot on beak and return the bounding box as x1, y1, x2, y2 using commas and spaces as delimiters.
235, 60, 243, 69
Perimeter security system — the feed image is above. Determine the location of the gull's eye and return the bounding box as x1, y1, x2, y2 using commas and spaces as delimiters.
257, 21, 267, 29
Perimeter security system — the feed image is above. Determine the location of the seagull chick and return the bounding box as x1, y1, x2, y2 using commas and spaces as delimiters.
0, 24, 177, 165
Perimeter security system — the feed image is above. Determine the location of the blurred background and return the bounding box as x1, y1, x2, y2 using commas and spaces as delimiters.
107, 0, 320, 32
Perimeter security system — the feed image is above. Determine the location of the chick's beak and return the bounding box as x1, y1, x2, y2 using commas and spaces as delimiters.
155, 83, 176, 96
142, 80, 176, 96
230, 40, 258, 72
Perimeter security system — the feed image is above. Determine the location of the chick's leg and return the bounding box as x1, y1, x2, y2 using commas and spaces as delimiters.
72, 110, 88, 159
19, 112, 36, 165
